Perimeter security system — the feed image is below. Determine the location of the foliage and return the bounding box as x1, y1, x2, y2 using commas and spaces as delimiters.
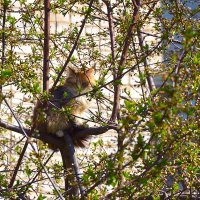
0, 0, 199, 199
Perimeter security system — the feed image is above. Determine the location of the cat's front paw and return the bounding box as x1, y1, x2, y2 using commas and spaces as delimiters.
56, 130, 64, 137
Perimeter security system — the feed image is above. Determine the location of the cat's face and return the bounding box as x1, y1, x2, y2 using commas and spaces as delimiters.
65, 68, 95, 93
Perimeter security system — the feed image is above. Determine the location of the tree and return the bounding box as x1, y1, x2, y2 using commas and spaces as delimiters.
0, 0, 199, 199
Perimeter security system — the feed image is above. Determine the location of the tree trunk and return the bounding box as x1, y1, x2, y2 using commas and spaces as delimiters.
60, 132, 85, 199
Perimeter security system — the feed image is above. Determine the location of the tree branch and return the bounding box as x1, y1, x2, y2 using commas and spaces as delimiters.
0, 119, 118, 148
103, 0, 116, 69
102, 0, 118, 122
137, 29, 155, 92
19, 151, 55, 196
8, 140, 29, 188
43, 0, 50, 92
60, 133, 85, 199
153, 49, 187, 97
110, 0, 141, 121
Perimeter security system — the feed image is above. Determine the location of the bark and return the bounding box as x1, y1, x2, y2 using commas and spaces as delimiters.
60, 132, 85, 199
43, 0, 51, 92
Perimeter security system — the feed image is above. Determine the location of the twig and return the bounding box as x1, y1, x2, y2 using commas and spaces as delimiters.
3, 97, 31, 189
19, 151, 55, 195
153, 49, 187, 97
8, 140, 29, 188
137, 29, 155, 92
143, 0, 159, 22
41, 162, 64, 200
173, 50, 187, 87
1, 3, 7, 105
3, 98, 29, 138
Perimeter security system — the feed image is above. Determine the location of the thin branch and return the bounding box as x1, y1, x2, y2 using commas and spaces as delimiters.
3, 98, 31, 188
137, 29, 155, 92
103, 0, 116, 68
1, 2, 6, 67
153, 49, 187, 97
133, 42, 146, 101
0, 2, 7, 105
143, 0, 159, 22
173, 50, 187, 87
41, 162, 64, 200
102, 0, 118, 122
119, 0, 141, 67
8, 140, 29, 188
110, 0, 141, 121
3, 98, 30, 138
0, 136, 26, 157
20, 151, 55, 195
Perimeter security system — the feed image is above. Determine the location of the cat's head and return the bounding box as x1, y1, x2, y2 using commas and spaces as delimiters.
65, 67, 95, 94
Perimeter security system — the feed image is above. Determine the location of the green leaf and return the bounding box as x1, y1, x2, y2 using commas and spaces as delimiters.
33, 82, 41, 93
124, 100, 136, 112
1, 69, 12, 78
137, 134, 144, 147
37, 194, 46, 200
63, 91, 68, 98
173, 182, 179, 192
25, 165, 32, 177
193, 53, 200, 65
153, 111, 163, 124
3, 0, 11, 7
107, 175, 118, 187
114, 79, 122, 85
139, 177, 148, 185
7, 16, 16, 26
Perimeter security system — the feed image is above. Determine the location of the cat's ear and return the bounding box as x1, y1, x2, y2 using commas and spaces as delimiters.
85, 68, 94, 76
68, 67, 76, 76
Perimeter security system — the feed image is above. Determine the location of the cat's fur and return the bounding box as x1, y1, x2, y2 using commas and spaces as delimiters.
33, 67, 95, 148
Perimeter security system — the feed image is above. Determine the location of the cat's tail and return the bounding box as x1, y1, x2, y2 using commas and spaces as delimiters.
47, 135, 90, 150
72, 134, 91, 148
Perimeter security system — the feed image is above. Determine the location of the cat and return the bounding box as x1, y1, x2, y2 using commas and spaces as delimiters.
33, 67, 95, 148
